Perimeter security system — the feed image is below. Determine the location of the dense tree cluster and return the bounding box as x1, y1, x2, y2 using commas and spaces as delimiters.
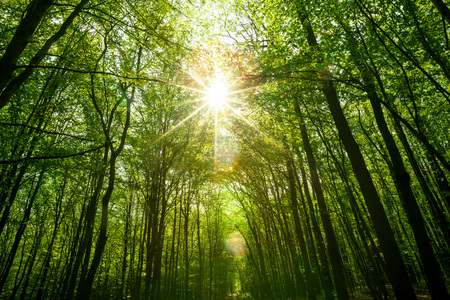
0, 0, 449, 299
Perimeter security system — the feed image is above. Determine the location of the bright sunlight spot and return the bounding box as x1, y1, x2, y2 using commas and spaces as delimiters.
207, 82, 228, 109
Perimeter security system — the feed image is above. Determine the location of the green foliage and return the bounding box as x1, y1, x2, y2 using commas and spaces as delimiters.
1, 0, 450, 299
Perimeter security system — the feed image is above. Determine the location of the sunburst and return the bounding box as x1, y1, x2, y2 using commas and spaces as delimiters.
207, 81, 228, 109
144, 42, 284, 167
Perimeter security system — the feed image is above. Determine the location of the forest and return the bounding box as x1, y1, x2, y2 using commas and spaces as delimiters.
1, 0, 450, 299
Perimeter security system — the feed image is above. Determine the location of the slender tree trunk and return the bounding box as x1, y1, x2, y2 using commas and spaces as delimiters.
349, 40, 450, 298
76, 154, 118, 299
0, 170, 44, 293
370, 91, 449, 299
0, 164, 28, 235
427, 153, 450, 211
152, 163, 168, 299
284, 140, 316, 299
35, 177, 66, 300
17, 219, 44, 300
196, 198, 204, 299
431, 0, 450, 25
311, 110, 390, 299
294, 147, 334, 299
247, 215, 273, 299
294, 100, 349, 299
144, 170, 157, 299
76, 84, 131, 299
322, 79, 417, 299
119, 200, 132, 300
64, 151, 107, 299
294, 4, 417, 298
166, 196, 178, 299
0, 0, 54, 92
394, 121, 450, 268
184, 191, 191, 300
0, 0, 89, 109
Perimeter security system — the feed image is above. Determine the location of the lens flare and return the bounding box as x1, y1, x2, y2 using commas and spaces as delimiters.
225, 232, 247, 258
215, 136, 240, 173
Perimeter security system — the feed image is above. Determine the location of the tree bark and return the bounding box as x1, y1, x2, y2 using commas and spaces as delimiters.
431, 0, 450, 25
284, 140, 317, 299
0, 0, 54, 93
0, 0, 88, 110
0, 170, 45, 293
294, 100, 349, 300
295, 4, 417, 299
294, 147, 334, 300
349, 39, 449, 298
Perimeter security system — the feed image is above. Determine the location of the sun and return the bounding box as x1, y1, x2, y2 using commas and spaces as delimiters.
207, 82, 228, 109
145, 41, 268, 153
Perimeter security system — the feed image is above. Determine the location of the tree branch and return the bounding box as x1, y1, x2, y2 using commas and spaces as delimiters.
14, 65, 172, 84
0, 122, 95, 141
0, 144, 107, 165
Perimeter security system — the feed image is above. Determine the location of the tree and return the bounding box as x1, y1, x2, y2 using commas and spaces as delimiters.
1, 0, 449, 299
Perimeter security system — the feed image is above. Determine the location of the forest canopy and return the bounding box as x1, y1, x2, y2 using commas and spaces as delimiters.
0, 0, 450, 299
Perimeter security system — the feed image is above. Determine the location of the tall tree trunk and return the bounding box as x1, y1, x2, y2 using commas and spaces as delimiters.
0, 0, 54, 93
294, 147, 334, 299
76, 86, 131, 299
246, 213, 273, 299
311, 109, 390, 298
196, 198, 204, 299
0, 170, 45, 293
284, 140, 316, 299
369, 84, 449, 300
152, 162, 168, 300
294, 100, 349, 300
394, 121, 450, 270
119, 200, 132, 300
64, 151, 107, 299
0, 0, 89, 109
294, 4, 417, 299
348, 38, 449, 298
431, 0, 450, 25
144, 170, 157, 299
0, 164, 28, 235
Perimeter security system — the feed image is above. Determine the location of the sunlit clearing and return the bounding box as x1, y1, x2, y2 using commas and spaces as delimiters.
225, 232, 247, 258
207, 82, 228, 109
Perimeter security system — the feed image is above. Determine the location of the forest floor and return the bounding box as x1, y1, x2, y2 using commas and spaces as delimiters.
321, 290, 432, 299
226, 289, 434, 299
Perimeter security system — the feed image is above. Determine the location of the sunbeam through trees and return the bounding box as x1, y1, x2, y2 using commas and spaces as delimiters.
0, 0, 450, 299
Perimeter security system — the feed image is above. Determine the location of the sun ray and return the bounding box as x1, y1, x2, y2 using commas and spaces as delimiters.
185, 97, 208, 104
168, 97, 208, 107
225, 97, 246, 105
188, 70, 207, 89
144, 102, 209, 152
226, 85, 264, 95
142, 43, 290, 160
214, 107, 219, 166
158, 79, 206, 94
206, 104, 213, 115
224, 102, 287, 154
226, 78, 291, 96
